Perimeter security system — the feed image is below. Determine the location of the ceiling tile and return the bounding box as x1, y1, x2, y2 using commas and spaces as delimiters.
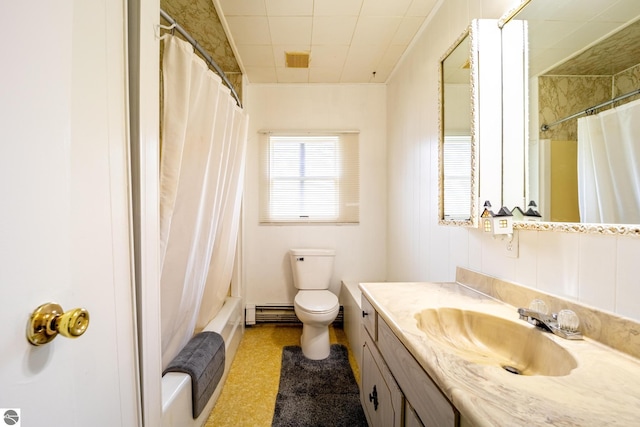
561, 21, 623, 50
597, 0, 640, 23
312, 16, 358, 45
341, 44, 385, 80
406, 0, 438, 17
276, 67, 310, 83
235, 45, 275, 67
243, 66, 278, 83
218, 0, 267, 16
345, 44, 386, 65
351, 16, 403, 46
377, 44, 407, 74
215, 0, 438, 83
391, 16, 424, 45
553, 0, 611, 21
266, 0, 313, 17
358, 68, 388, 83
361, 0, 413, 16
527, 20, 582, 50
268, 17, 312, 45
313, 0, 363, 16
225, 17, 271, 45
352, 44, 406, 83
309, 45, 349, 68
309, 67, 343, 83
340, 66, 378, 83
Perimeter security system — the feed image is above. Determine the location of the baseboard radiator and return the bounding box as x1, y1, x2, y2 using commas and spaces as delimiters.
248, 305, 344, 326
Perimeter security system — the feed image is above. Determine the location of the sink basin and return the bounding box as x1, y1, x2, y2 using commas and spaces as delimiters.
415, 308, 577, 376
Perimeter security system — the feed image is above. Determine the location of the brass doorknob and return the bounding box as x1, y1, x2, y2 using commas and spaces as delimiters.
27, 302, 90, 346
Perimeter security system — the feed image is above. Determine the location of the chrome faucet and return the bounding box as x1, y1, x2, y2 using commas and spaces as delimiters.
517, 305, 583, 340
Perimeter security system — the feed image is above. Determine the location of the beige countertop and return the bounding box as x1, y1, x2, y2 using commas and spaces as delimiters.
359, 281, 640, 427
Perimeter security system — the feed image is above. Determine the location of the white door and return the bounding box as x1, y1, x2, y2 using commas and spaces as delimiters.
0, 1, 140, 426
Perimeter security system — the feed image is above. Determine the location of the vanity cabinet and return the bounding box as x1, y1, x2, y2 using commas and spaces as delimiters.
361, 295, 402, 425
404, 401, 425, 427
361, 296, 377, 339
361, 295, 458, 427
362, 328, 403, 426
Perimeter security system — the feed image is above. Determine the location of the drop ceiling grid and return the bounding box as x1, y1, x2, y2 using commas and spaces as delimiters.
521, 0, 640, 77
216, 0, 437, 83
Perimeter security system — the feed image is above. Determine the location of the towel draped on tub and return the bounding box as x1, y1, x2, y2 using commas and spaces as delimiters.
163, 331, 226, 418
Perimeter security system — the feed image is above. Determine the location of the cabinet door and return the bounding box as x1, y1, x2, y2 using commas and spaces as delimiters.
361, 333, 401, 427
378, 318, 457, 426
361, 295, 377, 340
405, 400, 425, 427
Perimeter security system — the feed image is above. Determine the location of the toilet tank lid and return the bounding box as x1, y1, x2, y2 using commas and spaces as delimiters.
289, 248, 335, 256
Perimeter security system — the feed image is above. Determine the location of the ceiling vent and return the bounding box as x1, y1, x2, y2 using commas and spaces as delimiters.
285, 51, 310, 68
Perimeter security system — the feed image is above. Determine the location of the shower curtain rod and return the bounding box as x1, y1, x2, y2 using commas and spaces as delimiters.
541, 87, 640, 131
160, 9, 242, 108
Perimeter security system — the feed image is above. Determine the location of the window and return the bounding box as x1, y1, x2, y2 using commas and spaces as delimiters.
443, 136, 472, 220
260, 132, 359, 224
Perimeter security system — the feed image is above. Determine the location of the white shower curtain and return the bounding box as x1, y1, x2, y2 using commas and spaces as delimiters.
160, 35, 248, 368
577, 98, 640, 224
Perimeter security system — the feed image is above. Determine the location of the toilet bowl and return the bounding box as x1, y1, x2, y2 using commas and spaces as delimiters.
294, 290, 340, 359
289, 248, 338, 360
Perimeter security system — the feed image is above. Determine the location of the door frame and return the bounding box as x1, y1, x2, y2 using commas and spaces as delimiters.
128, 0, 163, 425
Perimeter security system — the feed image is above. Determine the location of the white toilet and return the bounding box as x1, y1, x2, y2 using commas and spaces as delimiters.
290, 248, 339, 360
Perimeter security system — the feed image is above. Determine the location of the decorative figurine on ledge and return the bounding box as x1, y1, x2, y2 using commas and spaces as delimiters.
524, 200, 542, 222
481, 200, 513, 237
511, 205, 525, 221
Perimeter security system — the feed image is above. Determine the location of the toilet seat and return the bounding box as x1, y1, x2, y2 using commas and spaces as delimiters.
294, 290, 339, 314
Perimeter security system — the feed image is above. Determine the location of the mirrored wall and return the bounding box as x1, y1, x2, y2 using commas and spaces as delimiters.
438, 20, 504, 227
502, 0, 640, 234
440, 30, 475, 225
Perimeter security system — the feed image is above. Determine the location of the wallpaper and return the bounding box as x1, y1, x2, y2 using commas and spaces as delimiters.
614, 63, 640, 101
537, 75, 610, 141
538, 63, 640, 141
161, 0, 242, 100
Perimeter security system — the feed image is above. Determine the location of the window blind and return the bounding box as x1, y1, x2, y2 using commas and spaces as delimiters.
260, 132, 359, 224
443, 136, 472, 220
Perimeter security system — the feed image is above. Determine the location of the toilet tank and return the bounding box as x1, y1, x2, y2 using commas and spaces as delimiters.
289, 249, 335, 290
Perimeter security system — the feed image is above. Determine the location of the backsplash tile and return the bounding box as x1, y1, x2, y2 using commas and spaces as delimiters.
578, 234, 617, 311
514, 229, 538, 288
536, 231, 580, 298
480, 232, 516, 279
616, 236, 640, 319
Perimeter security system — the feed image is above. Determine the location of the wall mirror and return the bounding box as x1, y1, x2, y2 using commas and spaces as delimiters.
503, 0, 640, 234
439, 20, 505, 227
439, 28, 475, 226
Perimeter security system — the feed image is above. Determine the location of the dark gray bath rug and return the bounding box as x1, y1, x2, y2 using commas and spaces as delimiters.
272, 344, 368, 427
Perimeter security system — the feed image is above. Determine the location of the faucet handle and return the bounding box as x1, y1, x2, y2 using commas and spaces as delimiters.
557, 309, 580, 332
529, 299, 548, 315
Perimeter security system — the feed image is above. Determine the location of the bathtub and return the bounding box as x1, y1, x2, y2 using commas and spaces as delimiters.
340, 280, 362, 378
161, 296, 244, 427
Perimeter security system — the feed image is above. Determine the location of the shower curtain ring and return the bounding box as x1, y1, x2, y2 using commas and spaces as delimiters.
156, 23, 176, 40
